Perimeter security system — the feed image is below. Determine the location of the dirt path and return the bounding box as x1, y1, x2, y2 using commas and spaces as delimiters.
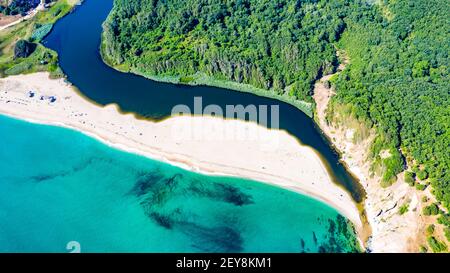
0, 0, 44, 31
313, 73, 335, 126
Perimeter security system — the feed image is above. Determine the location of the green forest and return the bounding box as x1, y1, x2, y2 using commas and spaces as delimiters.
102, 0, 350, 103
102, 0, 449, 250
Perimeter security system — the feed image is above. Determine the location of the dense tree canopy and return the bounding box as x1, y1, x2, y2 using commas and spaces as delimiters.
14, 39, 36, 58
103, 0, 352, 102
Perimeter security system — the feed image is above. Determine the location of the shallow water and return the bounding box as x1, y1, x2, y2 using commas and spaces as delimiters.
0, 115, 359, 252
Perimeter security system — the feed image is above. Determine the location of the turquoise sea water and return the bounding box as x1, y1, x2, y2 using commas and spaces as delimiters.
0, 115, 359, 252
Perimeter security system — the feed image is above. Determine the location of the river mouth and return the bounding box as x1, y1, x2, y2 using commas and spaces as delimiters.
43, 0, 365, 203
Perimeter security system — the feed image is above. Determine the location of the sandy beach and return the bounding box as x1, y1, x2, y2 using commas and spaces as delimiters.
0, 72, 363, 232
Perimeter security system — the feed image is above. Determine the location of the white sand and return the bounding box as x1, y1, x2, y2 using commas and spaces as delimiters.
0, 72, 362, 231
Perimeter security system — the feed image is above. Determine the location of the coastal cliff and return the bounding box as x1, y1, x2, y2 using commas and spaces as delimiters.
313, 54, 447, 252
313, 60, 420, 252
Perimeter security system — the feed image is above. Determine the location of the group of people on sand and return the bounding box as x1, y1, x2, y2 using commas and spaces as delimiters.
27, 90, 57, 103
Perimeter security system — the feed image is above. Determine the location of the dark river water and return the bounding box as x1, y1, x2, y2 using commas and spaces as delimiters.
43, 0, 364, 202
